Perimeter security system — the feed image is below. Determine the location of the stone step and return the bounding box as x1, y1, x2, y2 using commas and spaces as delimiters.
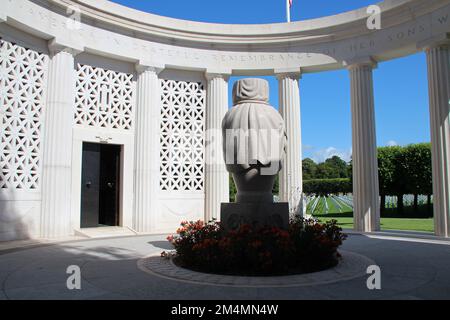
75, 227, 138, 239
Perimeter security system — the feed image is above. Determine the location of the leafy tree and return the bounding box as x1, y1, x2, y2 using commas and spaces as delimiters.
325, 156, 350, 178
315, 162, 336, 179
302, 158, 317, 180
229, 175, 237, 202
378, 144, 432, 214
273, 174, 279, 196
402, 143, 432, 210
378, 146, 402, 212
309, 156, 351, 179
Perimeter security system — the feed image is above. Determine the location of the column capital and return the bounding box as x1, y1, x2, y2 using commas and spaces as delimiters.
417, 33, 450, 51
135, 60, 164, 74
344, 57, 377, 70
205, 69, 232, 81
274, 67, 302, 80
48, 38, 83, 57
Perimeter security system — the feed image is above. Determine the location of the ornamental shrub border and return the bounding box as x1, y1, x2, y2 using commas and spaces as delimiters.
165, 217, 347, 276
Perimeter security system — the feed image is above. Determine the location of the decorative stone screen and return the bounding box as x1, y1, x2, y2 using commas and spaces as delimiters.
75, 64, 134, 130
159, 79, 206, 192
0, 39, 47, 190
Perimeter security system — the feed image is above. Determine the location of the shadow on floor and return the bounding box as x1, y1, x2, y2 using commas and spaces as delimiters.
148, 241, 173, 250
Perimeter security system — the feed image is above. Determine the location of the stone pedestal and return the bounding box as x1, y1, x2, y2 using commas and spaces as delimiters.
220, 203, 289, 230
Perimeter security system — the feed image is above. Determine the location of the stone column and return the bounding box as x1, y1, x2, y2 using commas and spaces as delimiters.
348, 60, 380, 232
425, 44, 450, 237
205, 73, 230, 222
276, 70, 303, 214
133, 63, 163, 233
41, 41, 80, 238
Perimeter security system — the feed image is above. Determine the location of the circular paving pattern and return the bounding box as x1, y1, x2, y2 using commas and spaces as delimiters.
137, 250, 375, 288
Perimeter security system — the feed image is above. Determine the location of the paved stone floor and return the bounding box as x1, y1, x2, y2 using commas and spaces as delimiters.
1, 232, 450, 300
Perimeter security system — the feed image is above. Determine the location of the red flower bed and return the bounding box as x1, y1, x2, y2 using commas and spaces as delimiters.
166, 217, 347, 276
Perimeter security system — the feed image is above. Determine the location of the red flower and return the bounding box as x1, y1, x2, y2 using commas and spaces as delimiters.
250, 240, 263, 249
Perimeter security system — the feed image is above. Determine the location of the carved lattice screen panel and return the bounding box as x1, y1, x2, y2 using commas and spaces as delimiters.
75, 64, 134, 130
160, 79, 205, 192
0, 39, 47, 190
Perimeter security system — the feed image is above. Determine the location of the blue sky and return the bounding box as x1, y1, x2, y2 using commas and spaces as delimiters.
112, 0, 431, 163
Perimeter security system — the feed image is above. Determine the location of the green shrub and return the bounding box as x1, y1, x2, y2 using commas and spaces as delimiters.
303, 178, 352, 196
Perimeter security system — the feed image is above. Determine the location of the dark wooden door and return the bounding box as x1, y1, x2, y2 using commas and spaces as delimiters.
81, 143, 101, 228
81, 143, 121, 228
99, 144, 121, 226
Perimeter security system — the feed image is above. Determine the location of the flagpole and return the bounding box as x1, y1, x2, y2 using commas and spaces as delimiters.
286, 0, 291, 22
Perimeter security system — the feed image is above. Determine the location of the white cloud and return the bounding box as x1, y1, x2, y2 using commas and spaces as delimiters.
386, 140, 398, 147
308, 147, 352, 163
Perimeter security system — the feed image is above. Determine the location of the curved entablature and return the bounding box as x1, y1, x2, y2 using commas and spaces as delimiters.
1, 0, 450, 73
53, 0, 441, 44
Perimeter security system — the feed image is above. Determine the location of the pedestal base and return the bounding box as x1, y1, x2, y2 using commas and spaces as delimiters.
220, 203, 289, 230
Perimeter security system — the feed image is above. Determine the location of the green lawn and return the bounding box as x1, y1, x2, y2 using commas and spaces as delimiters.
307, 196, 434, 233
314, 212, 434, 233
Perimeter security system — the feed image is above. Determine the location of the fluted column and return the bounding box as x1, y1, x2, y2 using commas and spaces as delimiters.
205, 73, 230, 221
41, 42, 80, 238
133, 64, 163, 233
425, 45, 450, 237
348, 60, 380, 232
276, 71, 303, 214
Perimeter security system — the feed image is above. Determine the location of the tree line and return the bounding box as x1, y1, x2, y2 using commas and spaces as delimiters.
377, 143, 432, 212
302, 155, 352, 196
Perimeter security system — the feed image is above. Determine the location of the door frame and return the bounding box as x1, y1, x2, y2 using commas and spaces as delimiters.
71, 127, 134, 231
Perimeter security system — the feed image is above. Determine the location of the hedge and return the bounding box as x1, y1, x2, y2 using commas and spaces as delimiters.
303, 178, 352, 196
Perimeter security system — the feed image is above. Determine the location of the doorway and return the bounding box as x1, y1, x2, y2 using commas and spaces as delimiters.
80, 142, 121, 228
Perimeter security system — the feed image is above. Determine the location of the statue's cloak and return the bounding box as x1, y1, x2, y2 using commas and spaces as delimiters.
222, 78, 287, 173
